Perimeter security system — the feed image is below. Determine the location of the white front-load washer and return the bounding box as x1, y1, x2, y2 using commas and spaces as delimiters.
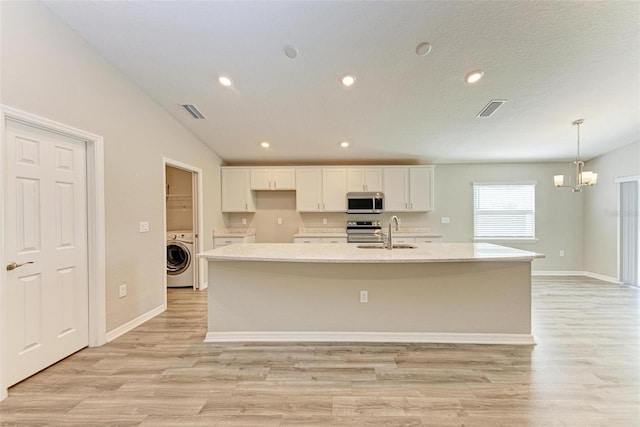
167, 231, 194, 288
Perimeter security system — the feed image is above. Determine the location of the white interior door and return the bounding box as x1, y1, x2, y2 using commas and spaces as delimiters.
4, 120, 88, 387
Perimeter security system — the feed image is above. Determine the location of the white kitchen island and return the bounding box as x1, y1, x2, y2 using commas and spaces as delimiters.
200, 243, 543, 345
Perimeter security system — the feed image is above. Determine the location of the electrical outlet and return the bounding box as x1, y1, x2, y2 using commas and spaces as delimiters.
277, 217, 283, 225
242, 218, 247, 225
360, 290, 368, 303
119, 284, 127, 298
139, 221, 150, 233
441, 217, 450, 224
559, 250, 565, 257
322, 218, 328, 225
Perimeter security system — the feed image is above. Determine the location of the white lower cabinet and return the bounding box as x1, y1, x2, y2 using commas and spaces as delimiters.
391, 237, 415, 244
392, 236, 442, 244
294, 237, 347, 243
214, 235, 256, 248
415, 237, 441, 243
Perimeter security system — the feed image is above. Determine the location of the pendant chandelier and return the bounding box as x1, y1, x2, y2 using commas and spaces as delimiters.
554, 119, 597, 192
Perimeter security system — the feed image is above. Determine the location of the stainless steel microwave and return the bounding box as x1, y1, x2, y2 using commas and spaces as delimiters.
346, 192, 384, 214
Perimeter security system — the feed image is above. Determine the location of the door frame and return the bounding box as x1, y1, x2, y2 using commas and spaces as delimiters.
615, 175, 640, 286
0, 105, 106, 400
162, 158, 205, 302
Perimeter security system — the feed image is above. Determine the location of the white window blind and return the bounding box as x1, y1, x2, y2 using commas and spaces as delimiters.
473, 183, 536, 239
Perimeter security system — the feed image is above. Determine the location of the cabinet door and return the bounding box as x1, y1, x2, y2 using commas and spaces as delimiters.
347, 168, 383, 192
222, 169, 254, 212
364, 168, 383, 192
273, 169, 295, 190
347, 168, 365, 192
322, 168, 347, 211
383, 168, 409, 212
321, 237, 347, 243
409, 167, 434, 211
296, 169, 322, 211
250, 169, 272, 190
214, 237, 242, 248
392, 237, 415, 244
293, 237, 322, 243
415, 237, 441, 243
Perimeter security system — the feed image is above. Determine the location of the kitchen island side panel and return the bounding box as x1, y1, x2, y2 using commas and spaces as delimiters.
207, 260, 531, 336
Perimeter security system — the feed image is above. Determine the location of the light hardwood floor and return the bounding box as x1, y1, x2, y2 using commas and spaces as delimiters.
1, 277, 638, 426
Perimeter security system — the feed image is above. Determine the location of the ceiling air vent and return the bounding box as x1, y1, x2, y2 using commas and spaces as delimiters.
182, 104, 205, 119
477, 99, 507, 118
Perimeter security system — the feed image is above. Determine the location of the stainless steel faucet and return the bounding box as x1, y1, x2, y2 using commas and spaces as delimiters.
387, 215, 400, 250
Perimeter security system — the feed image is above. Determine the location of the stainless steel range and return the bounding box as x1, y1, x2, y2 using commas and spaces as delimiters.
346, 220, 383, 244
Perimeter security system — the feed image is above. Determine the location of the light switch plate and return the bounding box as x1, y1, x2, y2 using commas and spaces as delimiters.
139, 221, 150, 232
441, 217, 450, 224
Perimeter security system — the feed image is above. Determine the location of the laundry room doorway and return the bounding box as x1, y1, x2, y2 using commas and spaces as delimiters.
163, 159, 204, 302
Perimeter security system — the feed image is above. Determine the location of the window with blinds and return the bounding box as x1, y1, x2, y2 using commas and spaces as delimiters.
473, 183, 536, 239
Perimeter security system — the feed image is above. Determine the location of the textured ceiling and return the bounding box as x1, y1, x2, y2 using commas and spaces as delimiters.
44, 1, 640, 164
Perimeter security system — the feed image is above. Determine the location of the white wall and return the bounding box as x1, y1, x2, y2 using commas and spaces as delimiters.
584, 141, 640, 279
1, 2, 225, 331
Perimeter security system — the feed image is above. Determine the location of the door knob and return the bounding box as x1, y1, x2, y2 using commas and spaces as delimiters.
6, 261, 34, 271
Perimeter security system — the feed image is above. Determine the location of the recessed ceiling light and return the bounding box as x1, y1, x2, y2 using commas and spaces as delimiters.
339, 141, 350, 148
260, 141, 270, 148
284, 45, 298, 59
341, 74, 356, 87
415, 42, 432, 56
218, 76, 232, 87
465, 70, 484, 84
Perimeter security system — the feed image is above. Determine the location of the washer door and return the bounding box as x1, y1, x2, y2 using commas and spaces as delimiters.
167, 241, 191, 275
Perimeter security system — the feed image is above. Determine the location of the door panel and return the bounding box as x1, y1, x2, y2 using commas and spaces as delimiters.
4, 121, 88, 387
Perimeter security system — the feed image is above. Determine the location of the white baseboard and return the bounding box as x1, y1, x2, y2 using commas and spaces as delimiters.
532, 270, 622, 284
583, 271, 622, 284
204, 331, 536, 346
106, 304, 166, 342
533, 270, 585, 276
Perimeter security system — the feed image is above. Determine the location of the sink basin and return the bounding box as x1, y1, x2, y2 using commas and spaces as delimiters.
357, 244, 417, 249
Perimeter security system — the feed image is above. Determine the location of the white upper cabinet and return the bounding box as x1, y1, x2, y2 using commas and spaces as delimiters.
295, 168, 322, 211
383, 168, 410, 211
222, 165, 433, 214
250, 168, 295, 190
409, 167, 434, 211
322, 168, 347, 211
383, 166, 434, 212
221, 168, 256, 212
295, 168, 347, 212
346, 168, 383, 192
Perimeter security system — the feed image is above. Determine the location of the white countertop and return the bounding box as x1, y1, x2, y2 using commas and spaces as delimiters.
213, 228, 256, 238
199, 243, 544, 263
